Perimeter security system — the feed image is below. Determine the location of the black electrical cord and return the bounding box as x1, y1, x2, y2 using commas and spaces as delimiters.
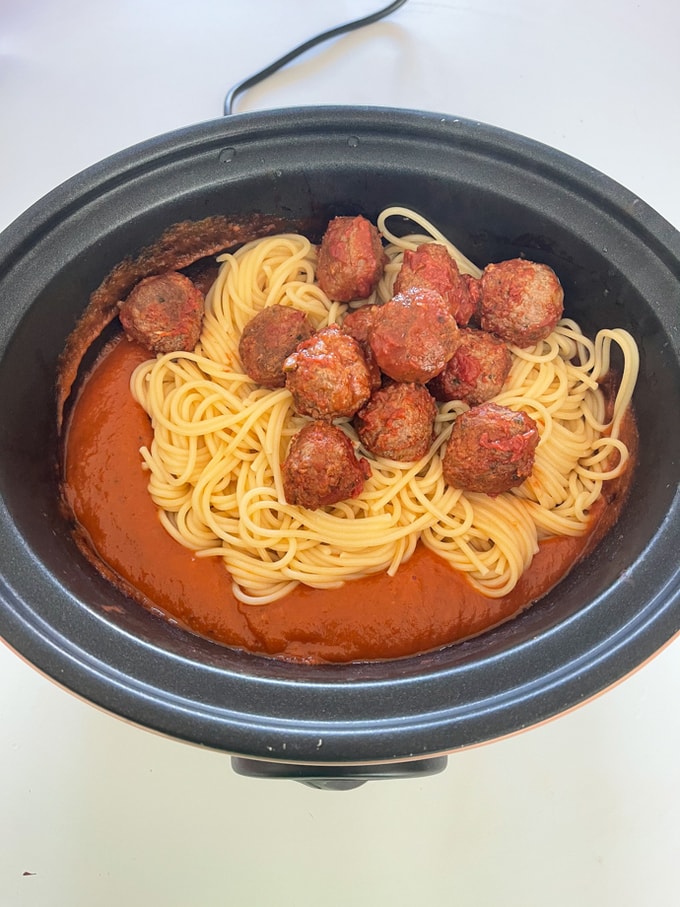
223, 0, 409, 115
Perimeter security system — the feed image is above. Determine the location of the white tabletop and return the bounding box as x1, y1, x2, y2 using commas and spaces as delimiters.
1, 2, 679, 905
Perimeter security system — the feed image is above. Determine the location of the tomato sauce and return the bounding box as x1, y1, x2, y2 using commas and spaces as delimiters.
62, 337, 632, 664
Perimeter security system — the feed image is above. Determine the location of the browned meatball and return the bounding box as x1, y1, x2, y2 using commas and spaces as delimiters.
463, 273, 483, 324
342, 303, 379, 344
442, 402, 539, 494
394, 243, 475, 325
355, 382, 437, 462
283, 324, 373, 419
316, 215, 387, 302
282, 420, 371, 509
427, 327, 512, 405
368, 287, 460, 384
238, 305, 314, 388
118, 271, 204, 353
479, 259, 564, 347
341, 304, 382, 390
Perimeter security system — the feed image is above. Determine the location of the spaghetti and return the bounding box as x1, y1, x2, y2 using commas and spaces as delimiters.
130, 209, 639, 604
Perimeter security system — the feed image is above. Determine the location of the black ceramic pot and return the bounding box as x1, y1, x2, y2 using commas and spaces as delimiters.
1, 107, 679, 786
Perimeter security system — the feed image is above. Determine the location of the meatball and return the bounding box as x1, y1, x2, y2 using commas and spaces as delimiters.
341, 304, 382, 390
463, 273, 483, 324
283, 324, 373, 419
442, 402, 539, 495
355, 382, 437, 462
316, 215, 387, 302
394, 243, 475, 325
282, 420, 371, 510
427, 327, 512, 405
239, 305, 314, 388
118, 271, 204, 353
368, 287, 460, 384
479, 259, 564, 347
342, 303, 379, 345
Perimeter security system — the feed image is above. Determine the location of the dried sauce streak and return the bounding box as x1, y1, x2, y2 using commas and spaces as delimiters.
62, 336, 636, 664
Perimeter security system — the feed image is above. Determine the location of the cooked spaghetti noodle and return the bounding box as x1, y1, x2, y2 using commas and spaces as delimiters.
130, 208, 639, 604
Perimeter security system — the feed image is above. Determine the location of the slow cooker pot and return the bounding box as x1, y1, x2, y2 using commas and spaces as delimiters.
1, 107, 679, 785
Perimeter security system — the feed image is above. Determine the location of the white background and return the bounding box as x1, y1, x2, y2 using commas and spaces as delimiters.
1, 1, 679, 904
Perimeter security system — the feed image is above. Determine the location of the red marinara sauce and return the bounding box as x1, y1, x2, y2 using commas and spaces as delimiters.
61, 336, 637, 664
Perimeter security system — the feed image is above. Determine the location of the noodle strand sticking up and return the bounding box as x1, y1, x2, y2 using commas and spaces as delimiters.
130, 209, 639, 605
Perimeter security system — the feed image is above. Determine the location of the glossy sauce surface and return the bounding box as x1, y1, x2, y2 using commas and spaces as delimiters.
63, 337, 623, 663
